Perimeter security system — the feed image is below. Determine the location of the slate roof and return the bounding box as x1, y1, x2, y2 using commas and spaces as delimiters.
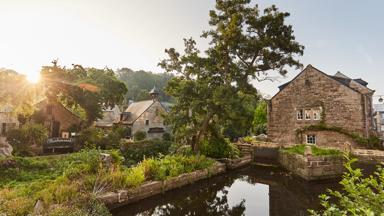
277, 65, 372, 95
121, 100, 155, 124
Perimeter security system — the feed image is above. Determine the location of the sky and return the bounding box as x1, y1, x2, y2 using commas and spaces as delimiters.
0, 0, 383, 101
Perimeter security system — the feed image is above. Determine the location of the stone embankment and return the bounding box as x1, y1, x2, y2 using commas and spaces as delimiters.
278, 151, 345, 181
98, 156, 252, 209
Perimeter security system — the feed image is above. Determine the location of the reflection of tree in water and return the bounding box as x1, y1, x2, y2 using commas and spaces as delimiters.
112, 166, 341, 216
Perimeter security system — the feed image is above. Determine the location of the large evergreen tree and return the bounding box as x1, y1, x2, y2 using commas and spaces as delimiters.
159, 0, 304, 151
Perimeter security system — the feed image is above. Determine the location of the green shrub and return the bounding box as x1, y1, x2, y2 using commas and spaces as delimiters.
123, 166, 145, 188
6, 123, 48, 156
200, 137, 240, 159
120, 139, 173, 166
140, 154, 215, 181
134, 130, 147, 141
162, 132, 172, 141
281, 144, 342, 156
309, 157, 384, 215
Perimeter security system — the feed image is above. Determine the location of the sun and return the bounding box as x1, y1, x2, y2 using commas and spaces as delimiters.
26, 73, 41, 84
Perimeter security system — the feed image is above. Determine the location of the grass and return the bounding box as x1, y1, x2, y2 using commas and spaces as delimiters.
0, 150, 215, 216
281, 144, 343, 156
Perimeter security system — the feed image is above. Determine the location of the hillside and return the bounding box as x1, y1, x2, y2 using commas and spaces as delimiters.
116, 68, 173, 103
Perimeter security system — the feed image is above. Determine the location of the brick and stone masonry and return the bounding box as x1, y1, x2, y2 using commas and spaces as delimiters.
267, 65, 375, 149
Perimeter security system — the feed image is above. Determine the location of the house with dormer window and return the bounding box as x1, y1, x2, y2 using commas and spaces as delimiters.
267, 65, 375, 148
120, 87, 168, 140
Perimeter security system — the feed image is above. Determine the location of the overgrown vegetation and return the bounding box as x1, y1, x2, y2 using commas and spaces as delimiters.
120, 139, 173, 166
200, 137, 240, 159
75, 126, 129, 150
309, 157, 384, 215
281, 144, 343, 157
296, 124, 382, 150
0, 150, 215, 215
6, 123, 48, 156
252, 100, 267, 135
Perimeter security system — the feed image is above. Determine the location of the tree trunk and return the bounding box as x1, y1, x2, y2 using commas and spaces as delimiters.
194, 112, 214, 152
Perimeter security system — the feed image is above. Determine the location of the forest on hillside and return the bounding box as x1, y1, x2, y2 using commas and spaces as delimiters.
115, 68, 174, 103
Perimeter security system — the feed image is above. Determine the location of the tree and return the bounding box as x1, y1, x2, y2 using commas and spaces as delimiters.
309, 157, 384, 215
0, 69, 38, 120
252, 100, 267, 135
6, 123, 48, 156
116, 68, 174, 102
159, 0, 304, 151
41, 61, 128, 125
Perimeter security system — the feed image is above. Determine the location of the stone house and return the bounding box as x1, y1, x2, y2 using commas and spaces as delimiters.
33, 99, 82, 138
120, 87, 168, 140
373, 104, 384, 138
268, 64, 375, 148
95, 105, 121, 129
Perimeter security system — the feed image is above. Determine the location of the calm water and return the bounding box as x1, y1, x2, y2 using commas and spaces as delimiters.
112, 165, 342, 216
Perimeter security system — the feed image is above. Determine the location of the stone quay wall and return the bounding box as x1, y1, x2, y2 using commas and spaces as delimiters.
98, 156, 252, 210
278, 151, 345, 181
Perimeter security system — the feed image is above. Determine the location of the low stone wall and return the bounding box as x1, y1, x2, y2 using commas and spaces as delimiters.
278, 151, 345, 181
352, 148, 384, 164
98, 162, 226, 209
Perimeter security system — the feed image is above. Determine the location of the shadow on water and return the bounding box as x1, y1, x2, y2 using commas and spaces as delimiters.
112, 165, 343, 216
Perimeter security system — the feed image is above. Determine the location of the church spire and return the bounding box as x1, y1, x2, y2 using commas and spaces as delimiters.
149, 86, 160, 101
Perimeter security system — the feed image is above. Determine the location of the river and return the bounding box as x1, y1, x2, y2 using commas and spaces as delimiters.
112, 165, 341, 216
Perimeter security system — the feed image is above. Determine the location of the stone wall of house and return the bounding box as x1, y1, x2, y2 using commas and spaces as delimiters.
268, 65, 369, 147
278, 151, 345, 180
35, 101, 81, 137
132, 101, 167, 139
300, 131, 356, 150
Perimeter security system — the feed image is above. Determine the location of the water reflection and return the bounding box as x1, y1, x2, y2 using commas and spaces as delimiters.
112, 165, 340, 216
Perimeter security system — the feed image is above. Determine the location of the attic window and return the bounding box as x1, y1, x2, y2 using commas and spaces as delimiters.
145, 120, 149, 125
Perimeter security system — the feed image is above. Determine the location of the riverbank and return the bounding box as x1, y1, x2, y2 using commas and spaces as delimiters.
0, 150, 217, 215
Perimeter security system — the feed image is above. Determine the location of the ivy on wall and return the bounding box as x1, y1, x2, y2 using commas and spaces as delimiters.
296, 124, 381, 149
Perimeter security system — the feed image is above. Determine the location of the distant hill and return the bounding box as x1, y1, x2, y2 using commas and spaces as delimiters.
115, 68, 174, 103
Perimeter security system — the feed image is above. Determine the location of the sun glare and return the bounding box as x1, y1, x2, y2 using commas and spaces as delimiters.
26, 73, 40, 84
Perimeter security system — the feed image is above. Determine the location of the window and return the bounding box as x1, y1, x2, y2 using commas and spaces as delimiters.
381, 125, 384, 132
313, 109, 321, 120
305, 109, 311, 120
306, 134, 316, 144
297, 109, 303, 120
145, 120, 149, 125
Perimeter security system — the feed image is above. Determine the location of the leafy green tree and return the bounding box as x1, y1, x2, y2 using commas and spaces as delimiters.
252, 100, 267, 135
6, 123, 48, 156
309, 157, 384, 215
159, 0, 304, 151
0, 69, 38, 120
116, 68, 174, 102
41, 62, 128, 125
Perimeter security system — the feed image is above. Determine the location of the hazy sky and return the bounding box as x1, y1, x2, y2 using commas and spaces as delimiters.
0, 0, 383, 100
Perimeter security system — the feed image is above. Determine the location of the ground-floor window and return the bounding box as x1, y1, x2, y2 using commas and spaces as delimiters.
306, 134, 316, 144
